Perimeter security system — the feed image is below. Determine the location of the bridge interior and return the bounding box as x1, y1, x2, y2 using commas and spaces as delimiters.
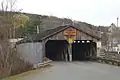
72, 40, 97, 61
45, 40, 69, 61
45, 40, 97, 61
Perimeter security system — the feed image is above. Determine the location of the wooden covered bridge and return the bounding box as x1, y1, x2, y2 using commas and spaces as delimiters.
16, 25, 101, 64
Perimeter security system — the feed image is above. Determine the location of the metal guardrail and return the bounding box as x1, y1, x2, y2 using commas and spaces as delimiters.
90, 56, 120, 66
88, 52, 120, 66
96, 57, 120, 66
103, 53, 120, 61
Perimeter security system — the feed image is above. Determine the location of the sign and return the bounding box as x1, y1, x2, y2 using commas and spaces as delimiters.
67, 38, 73, 44
64, 27, 76, 36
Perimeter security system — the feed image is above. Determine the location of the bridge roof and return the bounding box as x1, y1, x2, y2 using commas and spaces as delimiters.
17, 25, 101, 44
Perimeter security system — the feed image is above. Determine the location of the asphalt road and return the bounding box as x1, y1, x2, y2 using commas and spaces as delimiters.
13, 61, 120, 80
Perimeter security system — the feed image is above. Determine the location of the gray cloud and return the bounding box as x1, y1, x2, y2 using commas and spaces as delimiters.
15, 0, 120, 26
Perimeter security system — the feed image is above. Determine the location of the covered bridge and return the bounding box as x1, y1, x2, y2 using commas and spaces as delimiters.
16, 25, 101, 64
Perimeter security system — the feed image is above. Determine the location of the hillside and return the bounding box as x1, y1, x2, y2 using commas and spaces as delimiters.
19, 12, 98, 30
0, 11, 101, 38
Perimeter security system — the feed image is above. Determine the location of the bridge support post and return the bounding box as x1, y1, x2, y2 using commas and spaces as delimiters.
68, 44, 72, 62
69, 54, 72, 62
65, 53, 68, 62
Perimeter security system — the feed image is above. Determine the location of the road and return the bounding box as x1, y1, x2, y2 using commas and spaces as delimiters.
8, 61, 120, 80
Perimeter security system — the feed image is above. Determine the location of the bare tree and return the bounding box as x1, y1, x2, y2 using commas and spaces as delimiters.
0, 0, 18, 11
0, 0, 32, 77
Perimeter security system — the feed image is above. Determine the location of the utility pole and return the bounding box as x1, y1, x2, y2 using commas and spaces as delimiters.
9, 28, 12, 39
37, 25, 40, 34
62, 22, 65, 25
72, 20, 75, 26
117, 17, 119, 27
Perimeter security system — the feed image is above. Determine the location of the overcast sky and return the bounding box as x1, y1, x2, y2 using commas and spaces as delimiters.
9, 0, 120, 26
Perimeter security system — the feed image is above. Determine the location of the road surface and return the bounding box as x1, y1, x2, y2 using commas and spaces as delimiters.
7, 61, 120, 80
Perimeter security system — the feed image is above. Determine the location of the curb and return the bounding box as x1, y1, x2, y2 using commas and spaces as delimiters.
33, 60, 52, 69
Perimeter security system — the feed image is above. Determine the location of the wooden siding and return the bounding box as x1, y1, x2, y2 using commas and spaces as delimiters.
45, 27, 98, 42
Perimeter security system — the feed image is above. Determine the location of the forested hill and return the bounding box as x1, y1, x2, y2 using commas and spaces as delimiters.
0, 11, 103, 38
27, 13, 98, 30
3, 11, 98, 30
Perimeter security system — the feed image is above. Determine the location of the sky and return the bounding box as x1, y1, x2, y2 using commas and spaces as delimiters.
1, 0, 120, 26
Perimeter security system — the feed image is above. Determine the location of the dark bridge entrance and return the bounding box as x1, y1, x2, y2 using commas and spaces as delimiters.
72, 40, 97, 61
46, 40, 97, 61
45, 40, 69, 61
43, 26, 99, 62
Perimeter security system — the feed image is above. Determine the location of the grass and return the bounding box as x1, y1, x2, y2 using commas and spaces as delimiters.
3, 64, 52, 80
3, 69, 42, 80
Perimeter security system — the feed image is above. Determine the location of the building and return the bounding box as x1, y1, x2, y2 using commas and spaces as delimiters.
107, 23, 120, 52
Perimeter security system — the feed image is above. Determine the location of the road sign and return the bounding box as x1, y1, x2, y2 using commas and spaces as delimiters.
67, 38, 73, 44
64, 27, 76, 36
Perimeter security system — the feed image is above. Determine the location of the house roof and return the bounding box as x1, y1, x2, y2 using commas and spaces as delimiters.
17, 25, 101, 44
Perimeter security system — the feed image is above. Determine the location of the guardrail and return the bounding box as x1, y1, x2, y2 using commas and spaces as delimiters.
97, 57, 120, 66
89, 53, 120, 66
